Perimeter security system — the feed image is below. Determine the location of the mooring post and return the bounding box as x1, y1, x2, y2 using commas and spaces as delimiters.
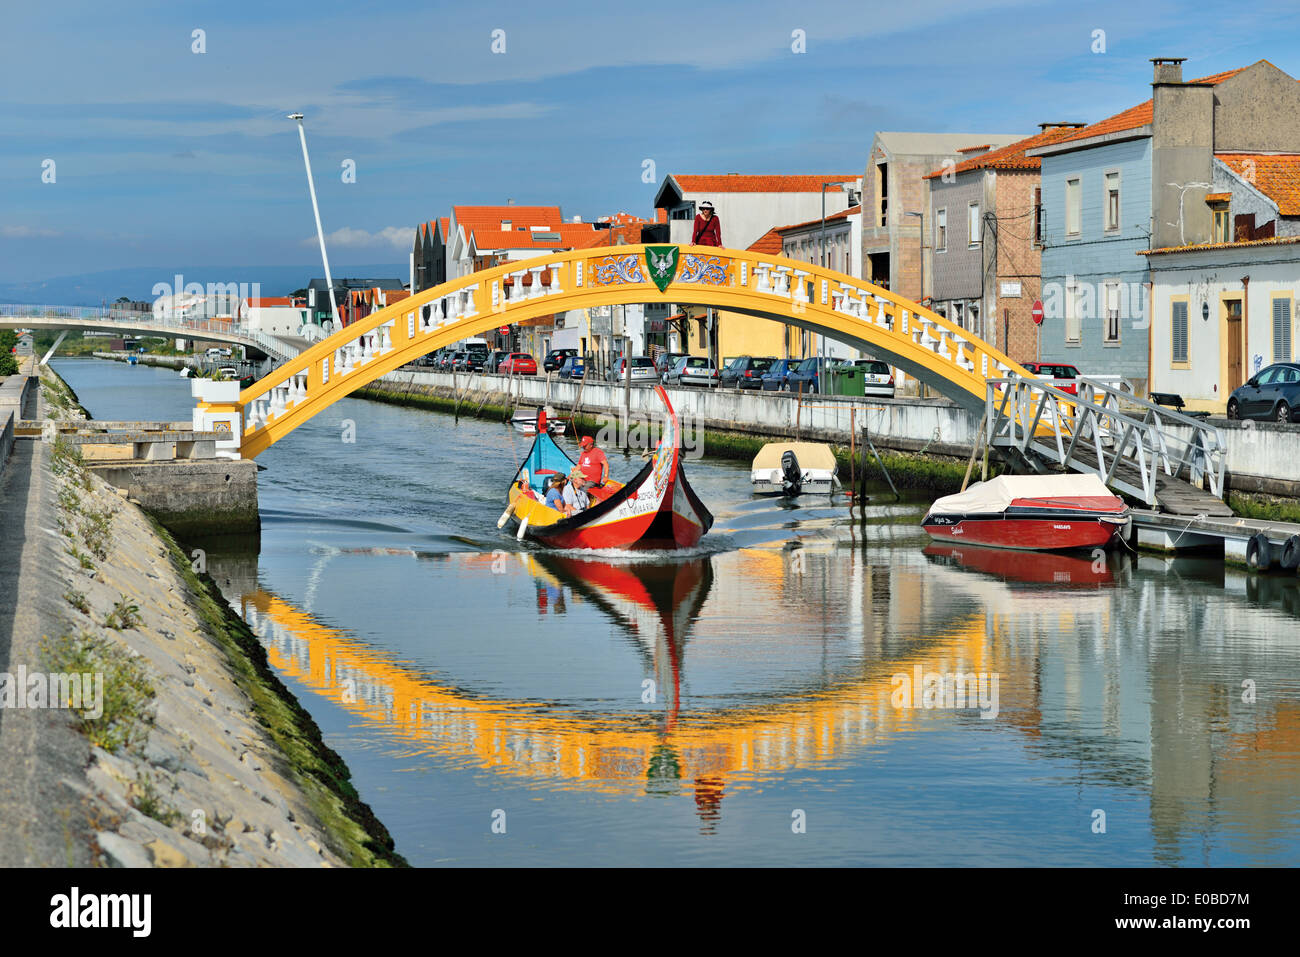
961, 411, 988, 491
849, 407, 856, 512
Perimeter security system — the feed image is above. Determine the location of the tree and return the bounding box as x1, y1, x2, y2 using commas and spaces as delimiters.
0, 329, 16, 355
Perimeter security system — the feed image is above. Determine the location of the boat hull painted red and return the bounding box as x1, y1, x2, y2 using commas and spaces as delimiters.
506, 386, 713, 550
922, 515, 1125, 551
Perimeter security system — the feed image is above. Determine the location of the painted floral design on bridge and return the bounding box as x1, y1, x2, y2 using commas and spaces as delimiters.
678, 254, 727, 285
591, 255, 645, 286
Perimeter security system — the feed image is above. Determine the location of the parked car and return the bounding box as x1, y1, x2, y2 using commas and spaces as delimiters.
558, 355, 586, 380
720, 356, 776, 390
1022, 361, 1081, 396
655, 352, 688, 381
483, 350, 510, 373
785, 356, 837, 394
840, 358, 896, 399
544, 348, 577, 372
666, 355, 719, 388
606, 356, 659, 385
1227, 362, 1300, 422
498, 353, 538, 375
448, 351, 470, 371
760, 358, 798, 392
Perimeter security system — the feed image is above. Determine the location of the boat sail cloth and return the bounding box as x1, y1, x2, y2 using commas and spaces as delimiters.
929, 474, 1119, 515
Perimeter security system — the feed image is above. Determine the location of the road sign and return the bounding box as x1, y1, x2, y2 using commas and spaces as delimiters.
1031, 300, 1044, 325
498, 326, 510, 335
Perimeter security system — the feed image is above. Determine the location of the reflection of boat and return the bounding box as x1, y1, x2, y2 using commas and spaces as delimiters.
923, 542, 1115, 586
531, 553, 713, 657
751, 442, 840, 496
922, 474, 1129, 551
502, 384, 713, 549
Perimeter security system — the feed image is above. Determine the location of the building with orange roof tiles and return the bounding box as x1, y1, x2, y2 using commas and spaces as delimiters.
1025, 57, 1300, 396
922, 124, 1084, 362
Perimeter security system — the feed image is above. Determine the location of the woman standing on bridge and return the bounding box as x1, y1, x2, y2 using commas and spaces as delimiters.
691, 201, 722, 247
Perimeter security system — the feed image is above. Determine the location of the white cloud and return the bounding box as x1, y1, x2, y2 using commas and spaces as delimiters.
1, 225, 61, 238
302, 226, 412, 249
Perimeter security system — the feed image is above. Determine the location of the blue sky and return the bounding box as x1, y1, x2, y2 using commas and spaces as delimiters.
2, 0, 1298, 290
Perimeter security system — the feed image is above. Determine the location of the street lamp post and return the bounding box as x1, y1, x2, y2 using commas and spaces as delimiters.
905, 210, 924, 307
905, 210, 925, 399
819, 180, 851, 393
288, 112, 338, 332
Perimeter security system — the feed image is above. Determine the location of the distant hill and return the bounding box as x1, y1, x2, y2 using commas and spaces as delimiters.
0, 264, 409, 306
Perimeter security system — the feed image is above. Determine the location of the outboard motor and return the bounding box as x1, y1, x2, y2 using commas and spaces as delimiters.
780, 449, 803, 496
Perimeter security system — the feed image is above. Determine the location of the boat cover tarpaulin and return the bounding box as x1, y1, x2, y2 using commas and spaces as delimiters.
751, 442, 837, 472
928, 474, 1119, 515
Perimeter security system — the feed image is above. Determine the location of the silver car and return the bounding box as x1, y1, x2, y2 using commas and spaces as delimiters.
666, 355, 719, 388
606, 356, 659, 385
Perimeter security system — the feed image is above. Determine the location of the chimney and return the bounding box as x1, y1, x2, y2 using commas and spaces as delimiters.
1151, 57, 1186, 85
507, 197, 515, 205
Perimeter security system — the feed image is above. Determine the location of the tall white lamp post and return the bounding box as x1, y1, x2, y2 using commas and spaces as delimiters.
289, 112, 338, 332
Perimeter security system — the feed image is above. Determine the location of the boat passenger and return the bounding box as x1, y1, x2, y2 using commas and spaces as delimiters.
544, 475, 572, 515
576, 435, 609, 490
563, 467, 590, 513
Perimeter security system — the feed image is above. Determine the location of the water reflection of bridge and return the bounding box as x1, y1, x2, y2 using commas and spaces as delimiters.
233, 549, 1012, 798
215, 542, 1300, 860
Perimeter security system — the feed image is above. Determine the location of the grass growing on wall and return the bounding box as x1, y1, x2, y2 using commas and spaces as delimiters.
1227, 491, 1300, 525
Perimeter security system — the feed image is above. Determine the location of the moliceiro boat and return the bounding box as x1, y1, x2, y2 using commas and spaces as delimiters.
501, 385, 713, 549
922, 474, 1130, 551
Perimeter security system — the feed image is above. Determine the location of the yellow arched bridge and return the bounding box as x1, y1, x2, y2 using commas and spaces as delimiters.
196, 244, 1031, 459
195, 243, 1228, 510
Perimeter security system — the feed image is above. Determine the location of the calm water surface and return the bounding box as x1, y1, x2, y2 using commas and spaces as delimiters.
54, 358, 1300, 866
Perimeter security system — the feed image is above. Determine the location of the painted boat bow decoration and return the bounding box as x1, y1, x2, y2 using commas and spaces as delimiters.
503, 384, 712, 549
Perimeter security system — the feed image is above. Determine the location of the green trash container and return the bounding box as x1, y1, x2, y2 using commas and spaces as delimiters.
833, 367, 865, 396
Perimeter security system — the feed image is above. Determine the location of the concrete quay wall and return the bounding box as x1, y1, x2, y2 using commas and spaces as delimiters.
374, 369, 1300, 497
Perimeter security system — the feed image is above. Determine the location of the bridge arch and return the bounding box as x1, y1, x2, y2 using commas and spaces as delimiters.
203, 245, 1031, 459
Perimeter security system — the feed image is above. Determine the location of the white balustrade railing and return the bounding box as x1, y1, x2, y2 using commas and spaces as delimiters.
986, 375, 1226, 505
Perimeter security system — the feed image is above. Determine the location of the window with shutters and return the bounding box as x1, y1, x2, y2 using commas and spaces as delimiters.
1104, 282, 1121, 343
968, 203, 981, 247
1065, 277, 1080, 342
1273, 295, 1294, 363
936, 208, 946, 252
1065, 178, 1081, 237
1171, 299, 1189, 365
1104, 171, 1121, 232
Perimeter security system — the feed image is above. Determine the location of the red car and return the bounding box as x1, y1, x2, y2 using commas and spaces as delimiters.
499, 353, 537, 375
1021, 361, 1080, 395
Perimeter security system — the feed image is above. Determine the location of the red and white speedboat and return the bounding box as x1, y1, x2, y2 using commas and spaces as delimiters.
922, 474, 1129, 551
501, 385, 713, 549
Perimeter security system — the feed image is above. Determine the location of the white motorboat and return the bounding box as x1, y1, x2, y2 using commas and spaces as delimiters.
751, 442, 840, 496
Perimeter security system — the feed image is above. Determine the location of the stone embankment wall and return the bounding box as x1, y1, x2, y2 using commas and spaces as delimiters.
0, 366, 403, 867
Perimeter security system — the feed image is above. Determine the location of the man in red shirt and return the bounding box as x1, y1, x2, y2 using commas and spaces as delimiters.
576, 435, 609, 489
691, 201, 722, 246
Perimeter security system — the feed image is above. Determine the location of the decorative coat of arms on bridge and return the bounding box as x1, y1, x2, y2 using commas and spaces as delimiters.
644, 246, 680, 293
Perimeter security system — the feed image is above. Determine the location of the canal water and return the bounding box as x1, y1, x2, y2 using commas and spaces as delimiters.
54, 358, 1300, 866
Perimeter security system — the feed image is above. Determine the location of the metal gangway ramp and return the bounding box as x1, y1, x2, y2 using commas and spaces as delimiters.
987, 375, 1233, 517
